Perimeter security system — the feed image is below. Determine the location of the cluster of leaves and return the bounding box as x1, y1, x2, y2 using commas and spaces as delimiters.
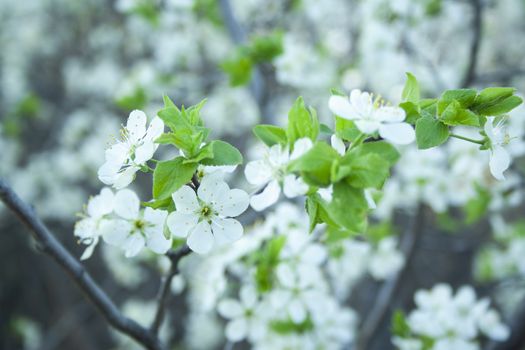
147, 96, 243, 207
253, 97, 400, 240
221, 31, 283, 86
400, 73, 522, 149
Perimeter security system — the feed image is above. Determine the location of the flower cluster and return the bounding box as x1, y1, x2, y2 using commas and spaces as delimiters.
393, 284, 509, 350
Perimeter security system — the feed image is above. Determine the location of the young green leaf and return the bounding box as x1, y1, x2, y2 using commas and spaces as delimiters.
253, 124, 288, 146
439, 100, 479, 126
288, 142, 340, 186
415, 116, 450, 149
402, 72, 420, 103
153, 157, 198, 199
287, 97, 320, 147
200, 140, 243, 166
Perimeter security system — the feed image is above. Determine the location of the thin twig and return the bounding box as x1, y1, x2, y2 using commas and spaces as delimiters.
356, 204, 426, 350
0, 178, 164, 350
462, 0, 483, 87
150, 245, 191, 334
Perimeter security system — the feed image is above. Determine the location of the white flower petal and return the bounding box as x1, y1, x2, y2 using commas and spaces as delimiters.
329, 95, 356, 120
146, 230, 172, 254
171, 186, 199, 214
225, 318, 248, 342
187, 221, 214, 254
250, 179, 281, 211
80, 237, 98, 260
378, 122, 415, 145
240, 285, 258, 308
283, 175, 308, 198
101, 219, 132, 246
167, 212, 199, 238
198, 174, 229, 204
124, 234, 145, 257
144, 116, 164, 142
104, 143, 129, 165
244, 160, 273, 186
214, 189, 249, 217
374, 106, 406, 123
218, 299, 244, 319
126, 110, 147, 143
87, 188, 115, 218
489, 146, 511, 181
288, 299, 307, 323
211, 217, 243, 246
331, 135, 346, 155
134, 142, 155, 165
113, 166, 139, 189
276, 263, 296, 289
290, 138, 313, 160
355, 119, 380, 134
97, 161, 121, 185
114, 189, 140, 219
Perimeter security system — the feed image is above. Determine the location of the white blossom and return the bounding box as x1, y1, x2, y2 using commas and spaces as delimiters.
217, 285, 266, 342
245, 138, 312, 211
329, 89, 415, 145
166, 174, 249, 254
74, 188, 115, 260
101, 189, 171, 257
98, 110, 164, 189
484, 117, 511, 180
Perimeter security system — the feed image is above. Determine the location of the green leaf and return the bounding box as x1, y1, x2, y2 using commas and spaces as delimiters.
472, 87, 523, 116
141, 197, 174, 211
247, 31, 283, 63
255, 236, 286, 293
326, 182, 368, 233
287, 97, 320, 147
415, 116, 450, 149
352, 141, 400, 165
153, 157, 198, 199
319, 123, 333, 134
391, 311, 411, 337
399, 101, 420, 124
465, 185, 491, 224
163, 95, 177, 109
288, 142, 340, 186
438, 89, 477, 111
253, 124, 288, 146
183, 142, 215, 164
221, 54, 253, 87
200, 140, 243, 166
402, 72, 420, 103
337, 153, 390, 188
439, 100, 479, 126
335, 117, 361, 142
115, 87, 147, 111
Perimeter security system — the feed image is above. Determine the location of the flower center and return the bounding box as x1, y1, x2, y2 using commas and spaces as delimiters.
200, 205, 214, 220
133, 219, 146, 232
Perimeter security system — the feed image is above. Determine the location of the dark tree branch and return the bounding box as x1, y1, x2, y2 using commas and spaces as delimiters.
462, 0, 483, 87
150, 245, 191, 334
0, 178, 164, 350
356, 204, 426, 350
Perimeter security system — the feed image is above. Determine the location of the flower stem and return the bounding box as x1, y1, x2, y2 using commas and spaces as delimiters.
348, 133, 367, 151
449, 133, 484, 145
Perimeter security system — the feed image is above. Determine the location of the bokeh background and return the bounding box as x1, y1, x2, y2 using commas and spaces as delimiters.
2, 0, 525, 349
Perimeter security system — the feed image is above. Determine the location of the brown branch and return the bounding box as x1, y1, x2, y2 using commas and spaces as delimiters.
462, 0, 483, 87
356, 204, 426, 350
0, 178, 164, 350
150, 244, 191, 334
